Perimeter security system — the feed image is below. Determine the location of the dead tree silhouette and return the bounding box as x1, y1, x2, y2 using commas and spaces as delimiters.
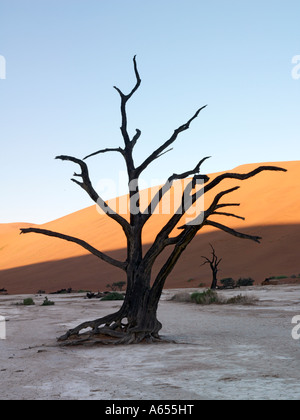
20, 57, 286, 345
201, 244, 222, 289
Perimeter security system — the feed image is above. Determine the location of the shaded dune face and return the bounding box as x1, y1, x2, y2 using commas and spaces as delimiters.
0, 161, 299, 294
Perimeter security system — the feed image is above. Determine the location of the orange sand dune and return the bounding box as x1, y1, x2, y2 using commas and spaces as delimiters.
0, 161, 299, 294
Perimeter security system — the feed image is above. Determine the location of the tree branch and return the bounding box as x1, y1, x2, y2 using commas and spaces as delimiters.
204, 220, 262, 243
144, 164, 286, 272
148, 164, 284, 273
143, 178, 195, 263
131, 129, 142, 148
56, 155, 99, 201
214, 203, 240, 209
83, 147, 124, 161
188, 165, 287, 215
176, 186, 241, 230
113, 55, 142, 147
150, 211, 262, 299
200, 258, 211, 266
56, 155, 131, 237
203, 166, 287, 197
201, 244, 222, 267
168, 156, 211, 183
204, 186, 241, 217
142, 156, 210, 223
211, 211, 245, 220
20, 228, 127, 271
150, 225, 200, 297
136, 105, 207, 176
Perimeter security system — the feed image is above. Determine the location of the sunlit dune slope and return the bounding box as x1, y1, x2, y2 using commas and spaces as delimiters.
0, 161, 299, 293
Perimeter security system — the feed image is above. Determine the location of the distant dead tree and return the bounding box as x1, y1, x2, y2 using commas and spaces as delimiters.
201, 244, 222, 289
20, 57, 286, 345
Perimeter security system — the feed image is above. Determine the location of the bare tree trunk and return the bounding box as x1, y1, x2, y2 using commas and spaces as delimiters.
211, 271, 218, 290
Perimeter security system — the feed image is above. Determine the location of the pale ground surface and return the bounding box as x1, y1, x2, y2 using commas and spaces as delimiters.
0, 285, 300, 400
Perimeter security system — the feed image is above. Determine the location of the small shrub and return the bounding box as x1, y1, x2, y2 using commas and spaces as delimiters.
189, 291, 258, 306
191, 289, 219, 305
101, 292, 124, 301
225, 294, 257, 305
170, 292, 191, 303
41, 297, 55, 306
23, 298, 35, 306
220, 278, 236, 288
236, 277, 254, 287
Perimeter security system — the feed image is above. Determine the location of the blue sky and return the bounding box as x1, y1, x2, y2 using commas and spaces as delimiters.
0, 0, 299, 223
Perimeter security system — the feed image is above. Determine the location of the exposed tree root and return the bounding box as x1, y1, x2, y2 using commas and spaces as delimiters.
59, 333, 167, 347
57, 310, 167, 346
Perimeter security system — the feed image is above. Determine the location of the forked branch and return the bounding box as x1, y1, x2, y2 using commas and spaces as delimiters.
201, 244, 222, 269
113, 55, 142, 147
142, 156, 210, 223
186, 165, 287, 220
204, 186, 241, 218
146, 165, 286, 275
